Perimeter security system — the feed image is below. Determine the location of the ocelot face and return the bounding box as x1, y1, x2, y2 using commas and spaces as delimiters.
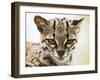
34, 15, 84, 65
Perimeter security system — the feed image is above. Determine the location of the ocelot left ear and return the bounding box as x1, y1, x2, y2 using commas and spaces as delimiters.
71, 18, 84, 33
72, 18, 84, 26
34, 15, 48, 33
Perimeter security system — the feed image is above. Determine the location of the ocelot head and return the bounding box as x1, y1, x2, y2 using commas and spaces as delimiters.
34, 15, 84, 65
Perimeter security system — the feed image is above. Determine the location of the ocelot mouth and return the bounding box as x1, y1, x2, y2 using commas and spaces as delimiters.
48, 52, 72, 65
55, 56, 65, 60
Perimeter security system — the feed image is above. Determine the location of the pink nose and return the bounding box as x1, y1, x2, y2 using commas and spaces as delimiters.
57, 50, 65, 58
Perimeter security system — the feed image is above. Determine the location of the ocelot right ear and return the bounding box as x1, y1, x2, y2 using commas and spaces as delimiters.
34, 15, 48, 33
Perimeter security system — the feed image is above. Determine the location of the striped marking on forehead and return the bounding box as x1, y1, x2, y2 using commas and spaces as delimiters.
49, 19, 56, 38
51, 18, 69, 27
49, 18, 70, 39
49, 18, 69, 30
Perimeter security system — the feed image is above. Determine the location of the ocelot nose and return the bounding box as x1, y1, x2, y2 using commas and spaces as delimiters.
57, 50, 65, 58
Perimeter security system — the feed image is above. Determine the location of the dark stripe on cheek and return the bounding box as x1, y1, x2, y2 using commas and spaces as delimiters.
67, 47, 70, 52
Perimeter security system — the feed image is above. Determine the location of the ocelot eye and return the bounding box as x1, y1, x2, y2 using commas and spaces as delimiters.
47, 39, 56, 45
64, 39, 77, 48
64, 39, 75, 47
67, 39, 74, 44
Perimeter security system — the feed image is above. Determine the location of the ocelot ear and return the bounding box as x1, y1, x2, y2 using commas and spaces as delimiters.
70, 18, 84, 33
34, 15, 48, 33
72, 18, 84, 26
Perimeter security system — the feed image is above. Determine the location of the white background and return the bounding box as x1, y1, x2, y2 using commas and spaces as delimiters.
0, 0, 100, 80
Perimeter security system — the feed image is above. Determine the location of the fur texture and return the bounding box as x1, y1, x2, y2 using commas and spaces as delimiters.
26, 16, 84, 66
